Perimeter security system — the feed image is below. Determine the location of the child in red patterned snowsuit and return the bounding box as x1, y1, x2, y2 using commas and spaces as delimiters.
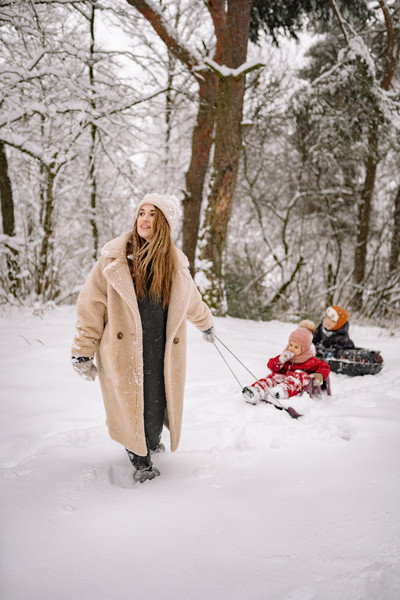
242, 320, 330, 404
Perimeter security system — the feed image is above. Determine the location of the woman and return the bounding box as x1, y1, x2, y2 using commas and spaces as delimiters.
71, 193, 215, 483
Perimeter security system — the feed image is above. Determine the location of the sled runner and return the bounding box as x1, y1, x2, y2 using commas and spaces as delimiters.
315, 346, 383, 376
261, 396, 302, 419
300, 374, 332, 400
258, 374, 332, 417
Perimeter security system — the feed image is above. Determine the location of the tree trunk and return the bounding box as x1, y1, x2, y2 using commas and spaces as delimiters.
89, 4, 99, 260
351, 134, 377, 311
349, 2, 400, 311
182, 73, 218, 274
89, 124, 98, 261
389, 183, 400, 274
0, 141, 20, 297
36, 165, 57, 299
0, 141, 15, 236
200, 0, 253, 313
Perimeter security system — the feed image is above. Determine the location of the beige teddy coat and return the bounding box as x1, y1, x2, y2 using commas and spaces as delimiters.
71, 232, 213, 456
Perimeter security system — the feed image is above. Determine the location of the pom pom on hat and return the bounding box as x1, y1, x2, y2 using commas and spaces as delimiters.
298, 320, 316, 333
289, 320, 316, 352
326, 305, 349, 330
136, 193, 182, 231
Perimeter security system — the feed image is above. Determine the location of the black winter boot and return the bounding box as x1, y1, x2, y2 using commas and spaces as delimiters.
151, 442, 165, 454
133, 466, 161, 483
125, 448, 151, 470
126, 448, 161, 483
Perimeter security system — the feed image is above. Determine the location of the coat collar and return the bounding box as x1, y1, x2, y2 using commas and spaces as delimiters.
100, 232, 191, 334
101, 232, 132, 260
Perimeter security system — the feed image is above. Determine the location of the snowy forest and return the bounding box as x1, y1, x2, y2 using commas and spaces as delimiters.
1, 0, 400, 325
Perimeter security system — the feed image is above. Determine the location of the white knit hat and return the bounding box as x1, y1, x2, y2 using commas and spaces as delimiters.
136, 193, 182, 232
326, 306, 339, 323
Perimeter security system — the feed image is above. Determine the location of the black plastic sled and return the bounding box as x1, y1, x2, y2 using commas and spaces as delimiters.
315, 345, 384, 377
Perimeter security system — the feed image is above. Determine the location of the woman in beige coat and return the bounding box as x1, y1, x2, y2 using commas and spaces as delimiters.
71, 193, 214, 482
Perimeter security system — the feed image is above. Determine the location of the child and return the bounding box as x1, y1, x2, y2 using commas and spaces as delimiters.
242, 320, 330, 405
313, 305, 355, 349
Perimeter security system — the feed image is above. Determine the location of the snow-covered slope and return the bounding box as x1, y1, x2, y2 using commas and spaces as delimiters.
1, 306, 399, 600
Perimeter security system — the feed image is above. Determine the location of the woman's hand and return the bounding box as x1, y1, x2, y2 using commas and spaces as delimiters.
72, 357, 98, 381
202, 326, 215, 343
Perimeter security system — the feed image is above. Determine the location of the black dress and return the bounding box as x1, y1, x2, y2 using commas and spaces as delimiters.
126, 270, 167, 470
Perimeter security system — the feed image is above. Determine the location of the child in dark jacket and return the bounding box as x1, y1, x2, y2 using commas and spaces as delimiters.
242, 320, 330, 405
313, 305, 354, 350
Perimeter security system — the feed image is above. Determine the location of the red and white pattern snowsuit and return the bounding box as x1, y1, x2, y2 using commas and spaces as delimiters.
252, 355, 330, 399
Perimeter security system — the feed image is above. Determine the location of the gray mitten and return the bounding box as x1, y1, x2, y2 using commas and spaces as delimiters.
202, 326, 215, 343
72, 356, 98, 381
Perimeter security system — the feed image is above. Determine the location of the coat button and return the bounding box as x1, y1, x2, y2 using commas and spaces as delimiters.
173, 337, 179, 344
117, 332, 124, 340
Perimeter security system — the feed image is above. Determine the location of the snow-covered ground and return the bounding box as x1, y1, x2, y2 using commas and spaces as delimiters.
1, 305, 399, 600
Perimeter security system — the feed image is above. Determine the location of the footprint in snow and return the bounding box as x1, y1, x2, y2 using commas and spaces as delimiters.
60, 465, 100, 510
108, 463, 135, 489
187, 464, 218, 479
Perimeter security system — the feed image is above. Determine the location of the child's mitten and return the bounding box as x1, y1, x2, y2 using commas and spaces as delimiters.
279, 350, 294, 364
72, 357, 98, 381
311, 372, 324, 385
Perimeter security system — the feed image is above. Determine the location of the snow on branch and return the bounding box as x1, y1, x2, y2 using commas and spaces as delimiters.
0, 132, 50, 165
338, 36, 376, 75
203, 57, 265, 80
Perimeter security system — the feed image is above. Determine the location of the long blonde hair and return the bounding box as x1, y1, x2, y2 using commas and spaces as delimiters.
127, 208, 174, 308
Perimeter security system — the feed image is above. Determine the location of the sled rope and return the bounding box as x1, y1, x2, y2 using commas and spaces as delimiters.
213, 340, 245, 389
215, 335, 258, 380
214, 336, 302, 419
